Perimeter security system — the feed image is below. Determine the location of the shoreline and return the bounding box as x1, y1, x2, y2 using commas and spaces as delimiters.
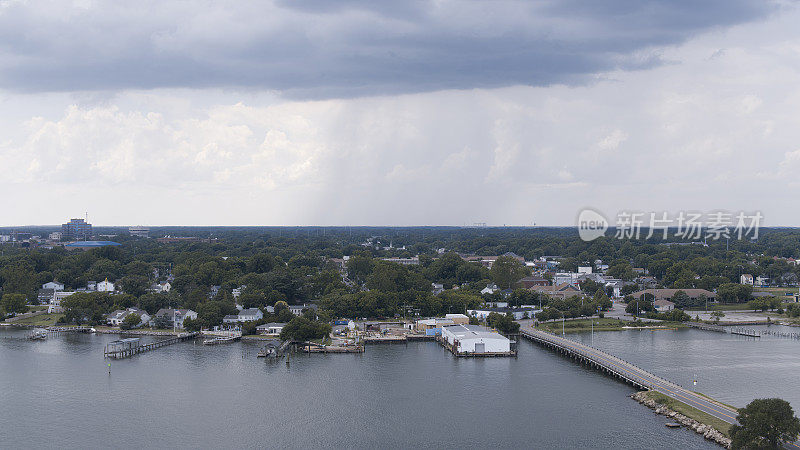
631, 391, 732, 448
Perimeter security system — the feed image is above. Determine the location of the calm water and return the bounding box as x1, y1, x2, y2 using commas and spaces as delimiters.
5, 325, 797, 449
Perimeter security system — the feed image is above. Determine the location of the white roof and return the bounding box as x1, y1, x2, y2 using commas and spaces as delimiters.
442, 324, 508, 341
445, 313, 468, 319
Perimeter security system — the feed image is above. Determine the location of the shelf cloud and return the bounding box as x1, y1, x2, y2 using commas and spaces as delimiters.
0, 0, 778, 98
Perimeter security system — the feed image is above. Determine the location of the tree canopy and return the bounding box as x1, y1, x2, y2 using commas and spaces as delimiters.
730, 398, 800, 449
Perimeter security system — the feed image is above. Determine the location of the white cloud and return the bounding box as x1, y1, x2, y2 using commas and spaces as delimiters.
3, 5, 800, 225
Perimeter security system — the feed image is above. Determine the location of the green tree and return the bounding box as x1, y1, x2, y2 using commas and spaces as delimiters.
711, 307, 725, 323
490, 256, 528, 290
730, 398, 800, 449
120, 313, 141, 330
671, 290, 690, 308
279, 316, 331, 342
120, 275, 149, 297
0, 293, 28, 315
486, 312, 520, 334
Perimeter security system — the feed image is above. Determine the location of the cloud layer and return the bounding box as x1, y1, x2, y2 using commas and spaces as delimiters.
0, 0, 778, 97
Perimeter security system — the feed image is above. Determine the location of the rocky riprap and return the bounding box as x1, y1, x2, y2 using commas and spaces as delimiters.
631, 391, 732, 448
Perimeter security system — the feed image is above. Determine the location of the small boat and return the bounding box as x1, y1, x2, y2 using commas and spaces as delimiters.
27, 329, 48, 340
665, 423, 681, 428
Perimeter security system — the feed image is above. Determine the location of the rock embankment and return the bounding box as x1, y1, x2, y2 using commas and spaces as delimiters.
631, 391, 732, 448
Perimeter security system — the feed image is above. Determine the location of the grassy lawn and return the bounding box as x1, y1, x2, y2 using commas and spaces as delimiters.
536, 318, 685, 334
12, 313, 64, 327
754, 287, 797, 295
692, 391, 740, 412
645, 391, 732, 437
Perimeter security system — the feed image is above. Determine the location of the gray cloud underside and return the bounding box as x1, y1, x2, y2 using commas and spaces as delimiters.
0, 0, 779, 98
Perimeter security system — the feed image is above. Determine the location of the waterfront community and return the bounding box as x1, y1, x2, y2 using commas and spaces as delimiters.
4, 225, 800, 448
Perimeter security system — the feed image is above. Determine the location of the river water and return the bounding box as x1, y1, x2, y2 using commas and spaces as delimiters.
2, 325, 798, 449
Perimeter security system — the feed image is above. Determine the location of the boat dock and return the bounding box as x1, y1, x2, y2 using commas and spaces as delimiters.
686, 322, 759, 337
103, 332, 198, 359
301, 342, 365, 353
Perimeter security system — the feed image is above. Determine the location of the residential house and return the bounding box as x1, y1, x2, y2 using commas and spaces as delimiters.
106, 308, 151, 327
238, 308, 264, 322
152, 308, 197, 329
480, 284, 499, 295
289, 304, 317, 316
755, 276, 769, 287
151, 281, 171, 293
740, 274, 754, 285
654, 299, 675, 312
42, 281, 64, 291
222, 314, 240, 324
97, 278, 115, 292
529, 283, 583, 300
431, 283, 444, 295
518, 275, 549, 288
232, 285, 246, 299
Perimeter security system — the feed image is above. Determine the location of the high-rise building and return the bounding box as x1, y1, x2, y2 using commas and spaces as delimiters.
62, 218, 93, 241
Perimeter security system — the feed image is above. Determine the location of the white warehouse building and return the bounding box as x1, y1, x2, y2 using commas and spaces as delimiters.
440, 324, 511, 354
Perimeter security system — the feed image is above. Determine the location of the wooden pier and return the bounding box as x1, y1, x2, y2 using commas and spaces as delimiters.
301, 342, 365, 353
686, 322, 759, 337
104, 332, 198, 359
46, 326, 92, 333
362, 334, 407, 344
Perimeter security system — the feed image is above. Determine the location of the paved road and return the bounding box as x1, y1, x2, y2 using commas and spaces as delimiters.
521, 327, 739, 422
521, 326, 800, 449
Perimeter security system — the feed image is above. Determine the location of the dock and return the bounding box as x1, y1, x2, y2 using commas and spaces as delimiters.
686, 322, 759, 337
362, 334, 407, 344
103, 332, 198, 358
300, 341, 364, 353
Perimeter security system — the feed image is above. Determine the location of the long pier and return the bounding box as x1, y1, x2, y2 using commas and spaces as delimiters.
103, 332, 198, 359
520, 328, 741, 425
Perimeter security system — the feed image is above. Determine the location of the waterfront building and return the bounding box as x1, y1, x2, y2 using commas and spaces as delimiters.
106, 308, 151, 327
256, 322, 286, 336
440, 324, 511, 354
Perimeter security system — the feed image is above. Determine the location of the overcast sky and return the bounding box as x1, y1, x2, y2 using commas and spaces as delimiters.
1, 0, 799, 226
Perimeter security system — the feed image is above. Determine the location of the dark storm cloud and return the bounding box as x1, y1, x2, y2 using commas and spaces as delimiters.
0, 0, 778, 98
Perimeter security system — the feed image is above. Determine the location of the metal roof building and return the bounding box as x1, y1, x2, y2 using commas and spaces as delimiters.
64, 241, 122, 249
441, 324, 511, 354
